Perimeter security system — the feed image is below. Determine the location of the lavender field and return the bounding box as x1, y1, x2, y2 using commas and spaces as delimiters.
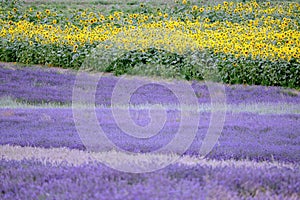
0, 64, 300, 199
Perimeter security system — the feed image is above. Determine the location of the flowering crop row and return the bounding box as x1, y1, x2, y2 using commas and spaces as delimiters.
1, 65, 300, 105
1, 158, 299, 199
2, 107, 300, 163
0, 1, 299, 87
1, 65, 300, 163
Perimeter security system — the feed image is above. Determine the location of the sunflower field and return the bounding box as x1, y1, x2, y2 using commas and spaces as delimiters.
0, 0, 299, 87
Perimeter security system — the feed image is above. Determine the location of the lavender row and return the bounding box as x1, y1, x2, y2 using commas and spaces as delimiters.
0, 159, 299, 200
1, 65, 300, 105
1, 108, 299, 163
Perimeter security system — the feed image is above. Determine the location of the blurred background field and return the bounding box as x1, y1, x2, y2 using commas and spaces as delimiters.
1, 0, 299, 87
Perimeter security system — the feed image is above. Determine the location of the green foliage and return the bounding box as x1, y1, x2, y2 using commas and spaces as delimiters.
215, 53, 300, 88
106, 48, 189, 78
0, 40, 91, 69
87, 47, 299, 88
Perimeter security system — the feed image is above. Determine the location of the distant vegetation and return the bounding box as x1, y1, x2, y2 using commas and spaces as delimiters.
0, 0, 299, 88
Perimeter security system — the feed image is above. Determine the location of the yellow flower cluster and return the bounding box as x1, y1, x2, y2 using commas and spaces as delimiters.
106, 17, 299, 61
0, 19, 121, 47
0, 0, 299, 62
105, 25, 199, 55
192, 19, 300, 61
